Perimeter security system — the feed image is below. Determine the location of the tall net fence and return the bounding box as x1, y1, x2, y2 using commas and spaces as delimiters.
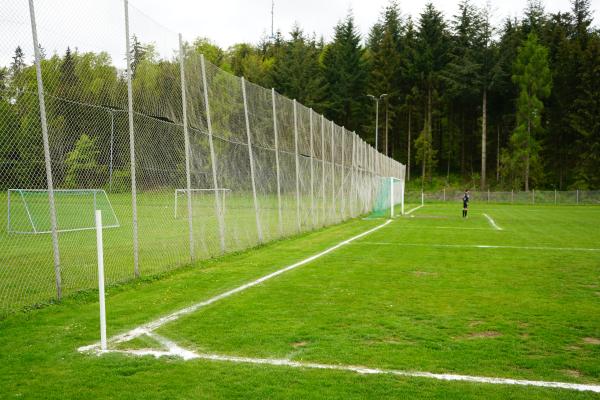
0, 0, 405, 314
406, 190, 600, 205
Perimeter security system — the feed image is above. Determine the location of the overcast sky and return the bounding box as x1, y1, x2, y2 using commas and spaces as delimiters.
1, 0, 599, 67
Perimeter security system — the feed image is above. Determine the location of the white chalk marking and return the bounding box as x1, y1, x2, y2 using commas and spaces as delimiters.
405, 205, 424, 215
483, 213, 503, 231
101, 336, 600, 393
79, 219, 393, 353
354, 242, 600, 252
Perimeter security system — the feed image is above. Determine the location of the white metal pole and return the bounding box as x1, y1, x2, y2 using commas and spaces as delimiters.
330, 121, 335, 221
28, 0, 62, 299
555, 189, 557, 204
533, 189, 535, 204
271, 89, 283, 236
351, 132, 356, 217
390, 177, 394, 218
242, 77, 263, 243
200, 54, 226, 253
341, 128, 345, 219
293, 100, 301, 232
109, 111, 114, 192
309, 109, 315, 228
577, 189, 579, 205
95, 210, 107, 351
124, 0, 140, 278
401, 176, 405, 216
321, 116, 326, 225
179, 33, 194, 261
421, 190, 424, 206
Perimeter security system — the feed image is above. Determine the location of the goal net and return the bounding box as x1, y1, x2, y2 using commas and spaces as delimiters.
7, 189, 120, 234
174, 189, 231, 219
370, 177, 404, 218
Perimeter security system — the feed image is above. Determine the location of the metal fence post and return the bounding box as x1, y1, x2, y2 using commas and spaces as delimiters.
28, 0, 62, 299
320, 116, 326, 225
293, 100, 301, 232
351, 132, 356, 217
271, 89, 283, 236
577, 189, 579, 205
200, 54, 226, 253
178, 34, 194, 262
341, 128, 345, 219
309, 109, 315, 228
555, 189, 557, 204
511, 189, 514, 204
330, 121, 336, 221
241, 77, 263, 243
124, 0, 140, 277
108, 111, 114, 192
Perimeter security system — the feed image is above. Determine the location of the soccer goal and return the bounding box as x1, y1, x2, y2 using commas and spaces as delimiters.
174, 188, 231, 219
371, 177, 405, 218
7, 189, 120, 234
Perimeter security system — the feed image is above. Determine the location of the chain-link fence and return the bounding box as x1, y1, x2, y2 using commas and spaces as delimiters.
406, 190, 600, 205
0, 0, 405, 314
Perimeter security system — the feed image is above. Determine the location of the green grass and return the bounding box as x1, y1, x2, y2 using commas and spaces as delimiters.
0, 188, 347, 312
1, 203, 599, 398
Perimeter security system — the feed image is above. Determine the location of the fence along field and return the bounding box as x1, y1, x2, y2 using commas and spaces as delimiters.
0, 0, 405, 314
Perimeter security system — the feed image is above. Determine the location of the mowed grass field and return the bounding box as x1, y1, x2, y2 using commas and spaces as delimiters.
1, 203, 599, 398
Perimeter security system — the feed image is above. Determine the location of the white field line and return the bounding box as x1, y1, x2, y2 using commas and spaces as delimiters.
353, 242, 600, 252
405, 205, 424, 215
79, 220, 392, 353
103, 332, 600, 393
483, 213, 503, 231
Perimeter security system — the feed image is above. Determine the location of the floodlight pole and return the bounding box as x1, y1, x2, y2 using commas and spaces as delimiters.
178, 34, 195, 261
28, 0, 62, 300
200, 55, 226, 252
271, 89, 283, 236
242, 77, 263, 243
367, 94, 388, 152
124, 0, 140, 278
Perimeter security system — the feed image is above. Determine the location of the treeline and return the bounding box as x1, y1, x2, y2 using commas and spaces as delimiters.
1, 0, 598, 191
202, 0, 599, 190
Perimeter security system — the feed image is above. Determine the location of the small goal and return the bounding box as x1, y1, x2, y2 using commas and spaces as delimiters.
174, 188, 231, 219
7, 189, 120, 234
370, 177, 404, 218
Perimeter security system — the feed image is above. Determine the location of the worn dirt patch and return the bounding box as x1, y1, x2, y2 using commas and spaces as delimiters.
562, 369, 582, 378
463, 331, 502, 339
291, 341, 308, 348
468, 320, 484, 328
583, 337, 600, 345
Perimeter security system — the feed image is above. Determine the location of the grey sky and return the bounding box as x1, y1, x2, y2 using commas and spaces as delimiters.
1, 0, 599, 68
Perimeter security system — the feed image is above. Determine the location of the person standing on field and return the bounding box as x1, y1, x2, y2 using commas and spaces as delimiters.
462, 190, 470, 218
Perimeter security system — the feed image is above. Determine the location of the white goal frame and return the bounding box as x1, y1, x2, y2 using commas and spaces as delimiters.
174, 188, 231, 219
389, 177, 405, 218
7, 189, 120, 234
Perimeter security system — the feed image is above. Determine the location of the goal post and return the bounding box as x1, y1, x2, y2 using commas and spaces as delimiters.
370, 177, 405, 219
174, 188, 231, 219
7, 189, 120, 234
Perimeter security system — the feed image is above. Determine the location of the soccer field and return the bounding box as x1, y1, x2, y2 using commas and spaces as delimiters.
1, 203, 599, 398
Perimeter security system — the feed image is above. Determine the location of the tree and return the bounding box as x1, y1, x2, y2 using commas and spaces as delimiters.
130, 35, 147, 77
322, 13, 368, 132
64, 134, 104, 188
510, 33, 552, 190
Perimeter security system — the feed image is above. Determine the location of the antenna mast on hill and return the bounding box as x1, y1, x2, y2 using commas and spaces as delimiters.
271, 0, 275, 40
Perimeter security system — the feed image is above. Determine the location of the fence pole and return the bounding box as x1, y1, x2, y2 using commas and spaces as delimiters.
309, 109, 315, 228
351, 132, 356, 217
330, 121, 336, 221
321, 115, 326, 226
443, 188, 446, 202
109, 111, 114, 192
341, 128, 346, 219
533, 189, 535, 204
28, 0, 62, 299
511, 190, 514, 204
577, 189, 579, 205
124, 0, 140, 277
241, 77, 263, 243
271, 89, 283, 236
293, 100, 301, 232
555, 189, 557, 204
178, 34, 194, 262
488, 188, 490, 203
200, 54, 226, 253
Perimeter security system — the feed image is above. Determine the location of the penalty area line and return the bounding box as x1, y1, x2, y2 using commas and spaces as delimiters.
483, 213, 503, 231
353, 242, 600, 252
405, 205, 424, 215
79, 219, 393, 353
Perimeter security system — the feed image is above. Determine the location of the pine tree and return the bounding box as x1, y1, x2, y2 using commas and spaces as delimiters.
511, 33, 552, 190
321, 13, 367, 132
130, 35, 147, 77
